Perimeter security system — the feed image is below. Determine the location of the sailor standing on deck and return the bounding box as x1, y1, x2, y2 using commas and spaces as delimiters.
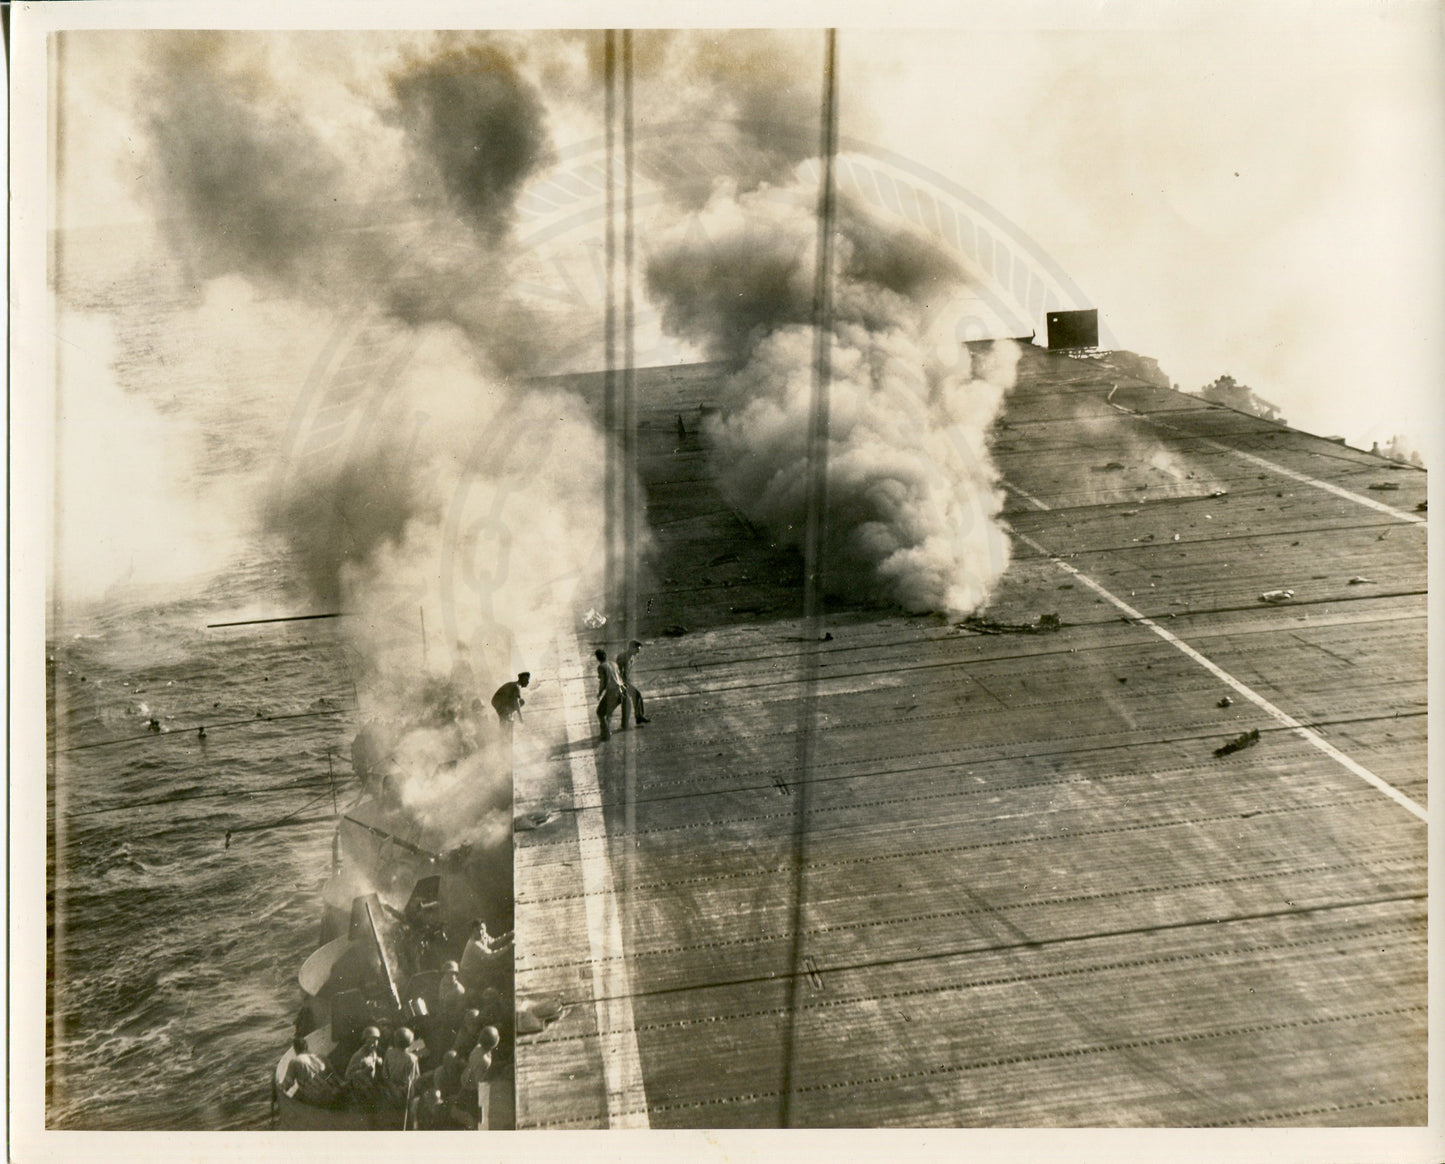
412, 1087, 450, 1130
616, 640, 650, 728
437, 961, 468, 1032
454, 1026, 501, 1126
595, 649, 625, 741
345, 1026, 386, 1110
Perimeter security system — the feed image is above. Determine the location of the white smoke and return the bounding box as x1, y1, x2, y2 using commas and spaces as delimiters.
110, 31, 636, 855
52, 311, 244, 605
709, 323, 1016, 613
647, 182, 1018, 614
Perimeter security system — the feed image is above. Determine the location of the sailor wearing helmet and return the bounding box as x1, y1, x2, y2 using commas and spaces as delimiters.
383, 1027, 421, 1107
345, 1026, 386, 1110
437, 960, 468, 1030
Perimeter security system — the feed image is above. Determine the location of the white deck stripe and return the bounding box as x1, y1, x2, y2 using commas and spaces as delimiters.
1009, 527, 1428, 823
1109, 403, 1427, 525
1002, 480, 1052, 512
553, 627, 650, 1128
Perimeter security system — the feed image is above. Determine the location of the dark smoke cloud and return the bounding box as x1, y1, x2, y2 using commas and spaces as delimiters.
646, 182, 1013, 614
142, 34, 353, 296
661, 31, 821, 202
565, 30, 822, 208
261, 444, 436, 609
645, 193, 964, 364
839, 199, 963, 301
381, 251, 589, 379
645, 221, 811, 363
138, 32, 575, 380
388, 41, 554, 242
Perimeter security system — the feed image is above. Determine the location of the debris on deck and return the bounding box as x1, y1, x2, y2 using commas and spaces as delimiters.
1214, 727, 1262, 757
515, 810, 559, 832
516, 995, 566, 1036
960, 613, 1062, 635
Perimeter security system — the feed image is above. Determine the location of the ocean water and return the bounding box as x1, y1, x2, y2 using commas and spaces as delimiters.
45, 213, 539, 1130
42, 216, 378, 1129
47, 562, 359, 1130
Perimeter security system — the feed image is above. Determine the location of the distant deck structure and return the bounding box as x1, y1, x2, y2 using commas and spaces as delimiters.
513, 344, 1426, 1128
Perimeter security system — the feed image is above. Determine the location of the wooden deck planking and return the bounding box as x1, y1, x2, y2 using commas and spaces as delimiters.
516, 641, 1423, 883
513, 347, 1426, 1127
625, 906, 1425, 1127
517, 745, 1425, 994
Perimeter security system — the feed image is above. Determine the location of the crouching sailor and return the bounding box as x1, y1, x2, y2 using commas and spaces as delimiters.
281, 1036, 343, 1108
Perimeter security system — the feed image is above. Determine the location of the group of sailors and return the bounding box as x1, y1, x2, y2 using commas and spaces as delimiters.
282, 1015, 501, 1128
594, 642, 649, 741
281, 919, 515, 1128
488, 640, 652, 744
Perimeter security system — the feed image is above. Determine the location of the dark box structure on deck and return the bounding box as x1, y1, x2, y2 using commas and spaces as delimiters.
1046, 308, 1100, 350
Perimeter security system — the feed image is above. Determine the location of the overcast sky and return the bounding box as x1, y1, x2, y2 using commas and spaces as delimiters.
30, 3, 1445, 504
39, 4, 1442, 462
855, 10, 1443, 455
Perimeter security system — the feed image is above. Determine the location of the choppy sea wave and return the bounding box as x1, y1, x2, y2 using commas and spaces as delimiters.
48, 569, 358, 1130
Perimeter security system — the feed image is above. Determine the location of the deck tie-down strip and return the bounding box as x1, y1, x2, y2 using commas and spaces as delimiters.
525, 917, 1425, 1046
521, 1002, 1424, 1125
999, 513, 1426, 823
550, 624, 650, 1128
517, 855, 1422, 973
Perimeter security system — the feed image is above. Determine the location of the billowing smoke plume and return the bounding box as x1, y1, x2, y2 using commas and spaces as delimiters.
576, 30, 825, 209
131, 32, 622, 860
113, 29, 1015, 703
261, 440, 434, 611
646, 195, 963, 364
144, 44, 336, 291
388, 41, 554, 242
138, 31, 580, 375
647, 186, 1017, 614
140, 33, 388, 302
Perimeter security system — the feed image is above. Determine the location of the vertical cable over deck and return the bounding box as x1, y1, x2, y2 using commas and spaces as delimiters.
780, 27, 839, 1129
602, 32, 619, 628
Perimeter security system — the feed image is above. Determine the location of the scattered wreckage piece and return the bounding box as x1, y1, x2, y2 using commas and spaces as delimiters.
959, 613, 1062, 635
1214, 727, 1262, 757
